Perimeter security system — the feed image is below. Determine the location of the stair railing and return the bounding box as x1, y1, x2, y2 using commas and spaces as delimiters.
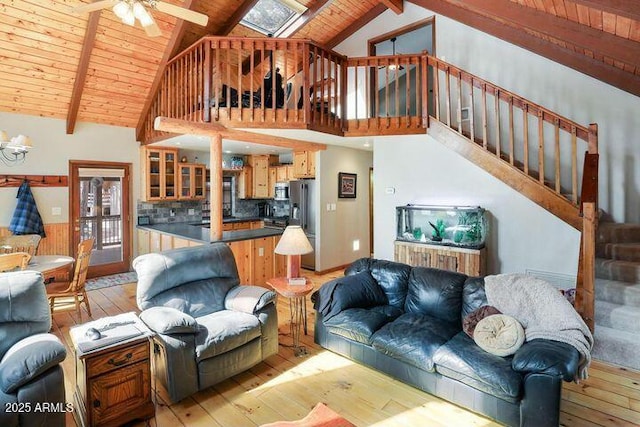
425, 55, 597, 211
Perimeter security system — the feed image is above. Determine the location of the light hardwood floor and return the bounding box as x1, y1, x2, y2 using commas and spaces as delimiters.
51, 270, 640, 426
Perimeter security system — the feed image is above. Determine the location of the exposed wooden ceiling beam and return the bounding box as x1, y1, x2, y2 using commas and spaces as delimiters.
135, 0, 197, 142
153, 117, 327, 151
570, 0, 640, 23
408, 0, 640, 97
379, 0, 403, 15
217, 0, 261, 36
325, 3, 388, 49
431, 0, 640, 69
66, 11, 100, 135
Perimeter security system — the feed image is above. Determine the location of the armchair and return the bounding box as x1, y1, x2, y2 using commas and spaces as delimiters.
133, 243, 278, 403
0, 271, 67, 427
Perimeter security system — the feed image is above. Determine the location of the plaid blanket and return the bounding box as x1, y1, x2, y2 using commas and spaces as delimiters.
9, 181, 46, 237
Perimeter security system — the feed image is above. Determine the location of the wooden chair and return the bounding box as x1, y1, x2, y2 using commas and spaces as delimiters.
46, 239, 94, 319
0, 252, 31, 272
0, 234, 42, 256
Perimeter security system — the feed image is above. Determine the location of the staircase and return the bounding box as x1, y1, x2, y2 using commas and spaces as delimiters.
592, 222, 640, 370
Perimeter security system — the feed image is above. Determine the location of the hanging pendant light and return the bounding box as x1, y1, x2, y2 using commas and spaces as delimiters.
388, 37, 405, 71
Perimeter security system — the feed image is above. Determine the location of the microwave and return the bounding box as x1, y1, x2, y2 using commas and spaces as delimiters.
274, 182, 289, 200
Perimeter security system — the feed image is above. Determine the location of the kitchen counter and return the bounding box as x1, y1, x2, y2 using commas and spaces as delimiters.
137, 223, 282, 244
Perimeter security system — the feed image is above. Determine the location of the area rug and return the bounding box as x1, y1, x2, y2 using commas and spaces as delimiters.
260, 403, 355, 427
86, 271, 137, 291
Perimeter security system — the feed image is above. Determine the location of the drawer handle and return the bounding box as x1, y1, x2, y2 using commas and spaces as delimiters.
108, 352, 133, 367
93, 399, 101, 408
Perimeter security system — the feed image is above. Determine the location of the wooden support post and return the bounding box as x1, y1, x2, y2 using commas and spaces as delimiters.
210, 133, 223, 241
581, 202, 596, 332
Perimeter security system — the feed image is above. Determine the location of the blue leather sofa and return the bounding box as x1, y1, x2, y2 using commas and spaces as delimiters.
312, 258, 580, 427
0, 271, 67, 427
133, 243, 278, 403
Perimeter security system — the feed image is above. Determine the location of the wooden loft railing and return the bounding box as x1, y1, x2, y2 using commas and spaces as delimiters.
140, 37, 349, 143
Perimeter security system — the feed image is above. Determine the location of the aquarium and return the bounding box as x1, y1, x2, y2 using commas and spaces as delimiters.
396, 205, 487, 249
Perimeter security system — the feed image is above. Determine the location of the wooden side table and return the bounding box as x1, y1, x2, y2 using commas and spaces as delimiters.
267, 277, 314, 356
70, 313, 155, 427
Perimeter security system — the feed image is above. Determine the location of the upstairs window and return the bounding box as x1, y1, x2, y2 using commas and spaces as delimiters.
241, 0, 306, 36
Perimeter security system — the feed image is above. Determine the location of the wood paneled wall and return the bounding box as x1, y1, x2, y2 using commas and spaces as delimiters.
0, 223, 70, 256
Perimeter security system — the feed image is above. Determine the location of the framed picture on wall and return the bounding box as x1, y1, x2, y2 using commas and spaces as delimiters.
338, 172, 357, 198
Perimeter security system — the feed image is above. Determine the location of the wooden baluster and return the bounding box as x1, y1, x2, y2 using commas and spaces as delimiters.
523, 104, 529, 175
374, 62, 380, 123
319, 48, 325, 125
215, 42, 220, 121
312, 45, 318, 124
226, 43, 231, 117
395, 56, 400, 127
303, 43, 310, 124
341, 59, 347, 131
238, 41, 243, 119
509, 96, 514, 165
469, 80, 475, 143
405, 58, 411, 125
571, 125, 578, 204
260, 45, 265, 122
554, 118, 561, 193
494, 89, 501, 158
481, 83, 487, 149
456, 70, 462, 133
272, 41, 277, 122
445, 66, 451, 126
433, 61, 440, 121
421, 55, 428, 128
250, 42, 255, 122
538, 110, 545, 185
354, 64, 358, 124
284, 41, 288, 123
294, 43, 299, 123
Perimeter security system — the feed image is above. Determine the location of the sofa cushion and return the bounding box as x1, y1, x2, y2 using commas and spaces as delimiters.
404, 267, 467, 326
346, 258, 411, 309
324, 305, 403, 345
462, 277, 489, 319
371, 313, 460, 372
195, 310, 261, 362
433, 332, 522, 402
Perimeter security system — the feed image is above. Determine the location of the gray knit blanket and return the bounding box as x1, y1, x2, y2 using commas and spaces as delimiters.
485, 273, 593, 381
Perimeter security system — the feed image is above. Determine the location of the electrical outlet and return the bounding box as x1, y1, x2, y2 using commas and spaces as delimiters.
331, 203, 336, 211
169, 209, 176, 217
385, 187, 395, 194
326, 203, 331, 211
258, 247, 264, 257
353, 239, 360, 251
51, 207, 62, 216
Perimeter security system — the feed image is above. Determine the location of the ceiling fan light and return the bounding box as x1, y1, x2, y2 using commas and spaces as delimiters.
134, 4, 154, 27
0, 131, 9, 143
112, 1, 129, 19
122, 9, 136, 26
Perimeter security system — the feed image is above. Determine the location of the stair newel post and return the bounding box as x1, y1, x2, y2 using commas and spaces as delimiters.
421, 53, 429, 128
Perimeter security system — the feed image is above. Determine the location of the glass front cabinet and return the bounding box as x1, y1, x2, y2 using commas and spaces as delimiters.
178, 164, 206, 200
394, 205, 487, 276
143, 147, 178, 201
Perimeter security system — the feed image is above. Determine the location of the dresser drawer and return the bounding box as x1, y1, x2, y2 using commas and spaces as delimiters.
86, 341, 149, 378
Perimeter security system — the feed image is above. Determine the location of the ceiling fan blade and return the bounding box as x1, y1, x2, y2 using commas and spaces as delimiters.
142, 16, 162, 37
73, 0, 116, 14
155, 1, 209, 26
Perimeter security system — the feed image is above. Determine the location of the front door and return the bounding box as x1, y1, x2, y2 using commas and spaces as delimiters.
69, 161, 132, 278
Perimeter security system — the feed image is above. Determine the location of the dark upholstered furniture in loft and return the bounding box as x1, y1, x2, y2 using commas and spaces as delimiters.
133, 243, 279, 403
312, 258, 581, 427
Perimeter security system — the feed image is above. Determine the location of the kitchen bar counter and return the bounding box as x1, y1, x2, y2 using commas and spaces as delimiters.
137, 223, 282, 244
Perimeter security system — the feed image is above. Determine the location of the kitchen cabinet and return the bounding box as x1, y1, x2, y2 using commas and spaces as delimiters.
394, 241, 486, 277
237, 166, 253, 199
141, 147, 178, 201
249, 155, 278, 199
268, 167, 277, 198
178, 163, 206, 200
293, 151, 316, 178
275, 165, 294, 182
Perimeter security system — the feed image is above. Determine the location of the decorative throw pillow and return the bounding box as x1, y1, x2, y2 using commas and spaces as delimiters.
463, 305, 501, 338
473, 314, 525, 357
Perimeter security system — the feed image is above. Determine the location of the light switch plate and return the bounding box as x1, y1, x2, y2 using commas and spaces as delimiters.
51, 207, 62, 216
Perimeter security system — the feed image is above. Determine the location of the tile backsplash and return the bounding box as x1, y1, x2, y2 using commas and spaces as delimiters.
137, 200, 202, 224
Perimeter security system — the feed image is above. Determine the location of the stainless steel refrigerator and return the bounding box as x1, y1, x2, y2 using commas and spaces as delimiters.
288, 179, 316, 270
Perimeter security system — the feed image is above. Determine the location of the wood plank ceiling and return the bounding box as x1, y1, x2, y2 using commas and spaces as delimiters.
0, 0, 638, 135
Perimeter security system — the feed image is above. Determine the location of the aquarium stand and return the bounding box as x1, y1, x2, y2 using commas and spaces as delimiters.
394, 241, 486, 277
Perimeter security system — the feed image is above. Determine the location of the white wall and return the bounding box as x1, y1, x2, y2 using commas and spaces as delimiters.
336, 3, 640, 224
374, 135, 580, 275
0, 112, 140, 248
317, 146, 373, 271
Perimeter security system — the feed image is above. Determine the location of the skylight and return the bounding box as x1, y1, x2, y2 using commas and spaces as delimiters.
241, 0, 306, 36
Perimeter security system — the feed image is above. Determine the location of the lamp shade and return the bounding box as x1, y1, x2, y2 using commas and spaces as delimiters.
0, 131, 8, 143
274, 226, 313, 255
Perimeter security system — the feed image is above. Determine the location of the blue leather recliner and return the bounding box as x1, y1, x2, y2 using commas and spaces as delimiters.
0, 270, 67, 427
133, 243, 279, 403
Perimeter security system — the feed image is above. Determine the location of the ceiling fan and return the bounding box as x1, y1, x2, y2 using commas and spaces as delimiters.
379, 37, 405, 71
73, 0, 209, 37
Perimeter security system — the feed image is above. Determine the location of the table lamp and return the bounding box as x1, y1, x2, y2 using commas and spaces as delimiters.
274, 225, 313, 283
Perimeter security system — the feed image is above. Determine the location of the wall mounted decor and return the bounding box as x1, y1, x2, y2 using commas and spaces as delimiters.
338, 172, 357, 198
